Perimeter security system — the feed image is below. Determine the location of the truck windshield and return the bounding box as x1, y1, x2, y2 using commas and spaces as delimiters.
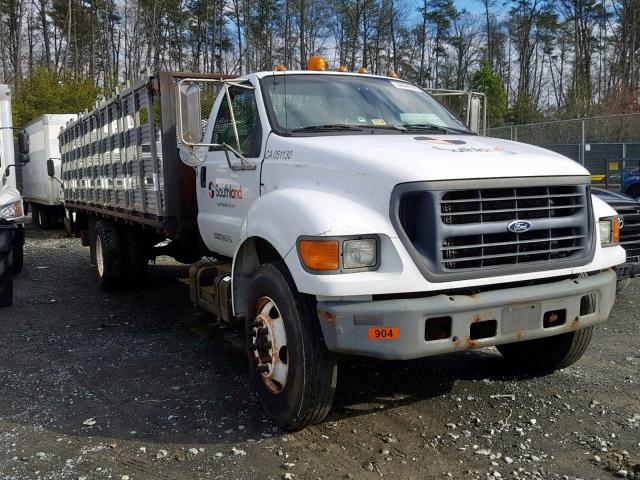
261, 74, 471, 135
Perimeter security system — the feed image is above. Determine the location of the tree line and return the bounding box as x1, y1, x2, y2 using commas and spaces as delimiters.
2, 0, 640, 127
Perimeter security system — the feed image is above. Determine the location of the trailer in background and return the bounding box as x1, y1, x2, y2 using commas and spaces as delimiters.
21, 114, 76, 229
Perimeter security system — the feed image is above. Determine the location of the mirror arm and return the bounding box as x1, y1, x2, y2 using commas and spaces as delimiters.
222, 144, 256, 171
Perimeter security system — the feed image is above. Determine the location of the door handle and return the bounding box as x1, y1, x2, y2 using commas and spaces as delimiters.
200, 166, 206, 188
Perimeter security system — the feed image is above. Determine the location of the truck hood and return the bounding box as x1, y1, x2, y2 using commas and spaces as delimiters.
272, 134, 589, 183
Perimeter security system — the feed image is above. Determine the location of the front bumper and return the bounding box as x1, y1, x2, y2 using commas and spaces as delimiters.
316, 269, 617, 360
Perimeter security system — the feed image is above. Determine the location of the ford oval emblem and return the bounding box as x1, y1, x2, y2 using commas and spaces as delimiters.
507, 220, 532, 233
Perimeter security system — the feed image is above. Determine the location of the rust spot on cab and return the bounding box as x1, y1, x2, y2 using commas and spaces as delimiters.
467, 338, 478, 348
516, 330, 524, 340
473, 314, 481, 323
317, 309, 336, 325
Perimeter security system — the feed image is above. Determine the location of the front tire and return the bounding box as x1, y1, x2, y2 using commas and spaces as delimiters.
94, 221, 123, 290
246, 262, 337, 431
12, 244, 23, 275
0, 256, 13, 307
497, 326, 594, 374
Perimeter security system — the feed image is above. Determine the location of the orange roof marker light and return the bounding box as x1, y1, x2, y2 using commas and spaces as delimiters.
307, 56, 327, 71
388, 71, 398, 78
274, 64, 287, 71
337, 65, 348, 72
358, 66, 368, 74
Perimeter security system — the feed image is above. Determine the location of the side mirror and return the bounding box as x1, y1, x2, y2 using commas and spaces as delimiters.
178, 146, 203, 167
46, 158, 55, 178
469, 96, 481, 134
177, 82, 203, 144
17, 129, 29, 154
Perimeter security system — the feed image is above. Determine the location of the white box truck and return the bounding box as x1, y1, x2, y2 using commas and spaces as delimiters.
21, 114, 76, 229
57, 63, 625, 430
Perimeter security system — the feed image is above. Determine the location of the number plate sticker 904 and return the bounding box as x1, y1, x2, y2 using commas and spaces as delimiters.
368, 327, 399, 340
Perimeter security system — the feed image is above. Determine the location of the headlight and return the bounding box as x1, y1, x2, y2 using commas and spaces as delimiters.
598, 217, 619, 246
343, 239, 377, 269
298, 236, 379, 273
0, 200, 23, 221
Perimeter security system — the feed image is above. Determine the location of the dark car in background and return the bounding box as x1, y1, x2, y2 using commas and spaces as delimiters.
593, 188, 640, 291
622, 168, 640, 199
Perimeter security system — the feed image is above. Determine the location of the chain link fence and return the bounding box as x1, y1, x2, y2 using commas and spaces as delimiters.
487, 114, 640, 195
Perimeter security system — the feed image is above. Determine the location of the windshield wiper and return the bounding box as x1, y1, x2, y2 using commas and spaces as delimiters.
400, 123, 473, 134
291, 124, 363, 132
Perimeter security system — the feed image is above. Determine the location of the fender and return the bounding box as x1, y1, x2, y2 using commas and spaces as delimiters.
230, 187, 407, 314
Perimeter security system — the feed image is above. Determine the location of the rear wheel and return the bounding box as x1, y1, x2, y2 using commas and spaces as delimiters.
31, 205, 41, 229
36, 206, 55, 230
94, 221, 123, 290
122, 229, 149, 285
497, 326, 594, 374
246, 262, 337, 431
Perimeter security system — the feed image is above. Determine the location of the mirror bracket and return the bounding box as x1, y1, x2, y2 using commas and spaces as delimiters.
176, 78, 256, 170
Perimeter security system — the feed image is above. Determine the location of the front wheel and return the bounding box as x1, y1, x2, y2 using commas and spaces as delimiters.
497, 326, 593, 374
12, 244, 23, 274
0, 258, 13, 307
245, 262, 337, 431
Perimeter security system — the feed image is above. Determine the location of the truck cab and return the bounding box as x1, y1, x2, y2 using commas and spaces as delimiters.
0, 84, 27, 307
60, 65, 626, 430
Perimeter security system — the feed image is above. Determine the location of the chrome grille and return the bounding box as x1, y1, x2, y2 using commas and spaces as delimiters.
393, 179, 594, 281
442, 227, 586, 270
614, 204, 640, 259
440, 186, 589, 270
441, 186, 585, 225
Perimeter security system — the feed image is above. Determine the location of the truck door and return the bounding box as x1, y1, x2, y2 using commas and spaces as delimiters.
196, 84, 262, 257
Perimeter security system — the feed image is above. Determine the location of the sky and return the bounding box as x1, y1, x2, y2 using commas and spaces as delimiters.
454, 0, 485, 13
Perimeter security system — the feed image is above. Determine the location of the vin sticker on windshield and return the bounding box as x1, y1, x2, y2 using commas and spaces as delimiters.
390, 81, 421, 92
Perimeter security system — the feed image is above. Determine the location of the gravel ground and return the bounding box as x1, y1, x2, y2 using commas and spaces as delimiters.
1, 222, 639, 480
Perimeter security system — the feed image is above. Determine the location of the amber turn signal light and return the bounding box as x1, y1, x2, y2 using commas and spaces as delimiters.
613, 217, 620, 243
307, 56, 327, 71
299, 239, 339, 271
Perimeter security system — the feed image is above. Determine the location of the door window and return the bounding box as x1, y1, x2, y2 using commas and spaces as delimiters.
212, 87, 261, 157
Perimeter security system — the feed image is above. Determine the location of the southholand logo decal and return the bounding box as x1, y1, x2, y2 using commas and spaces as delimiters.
507, 220, 532, 233
208, 181, 243, 199
414, 136, 517, 155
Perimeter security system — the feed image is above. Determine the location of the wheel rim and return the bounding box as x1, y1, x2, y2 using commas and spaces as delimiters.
96, 236, 105, 278
251, 296, 289, 394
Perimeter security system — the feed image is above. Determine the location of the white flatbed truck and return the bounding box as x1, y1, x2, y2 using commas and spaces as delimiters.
57, 64, 625, 430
